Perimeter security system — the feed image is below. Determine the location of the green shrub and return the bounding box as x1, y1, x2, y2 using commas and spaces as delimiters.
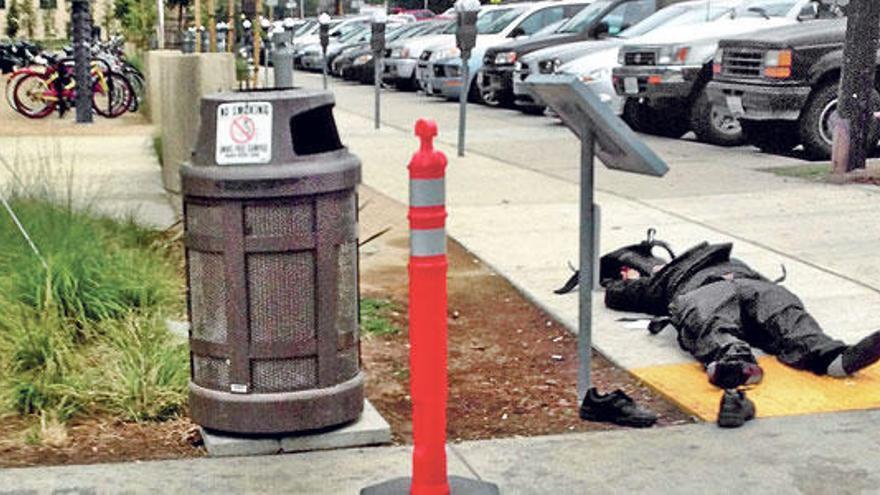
360, 298, 401, 337
0, 182, 187, 430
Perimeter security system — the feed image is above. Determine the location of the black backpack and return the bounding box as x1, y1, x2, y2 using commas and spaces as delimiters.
555, 229, 675, 295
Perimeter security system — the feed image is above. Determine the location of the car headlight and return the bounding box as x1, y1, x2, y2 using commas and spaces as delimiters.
763, 49, 792, 79
494, 51, 517, 65
433, 47, 461, 61
354, 54, 373, 65
580, 67, 611, 83
617, 48, 625, 65
657, 45, 690, 65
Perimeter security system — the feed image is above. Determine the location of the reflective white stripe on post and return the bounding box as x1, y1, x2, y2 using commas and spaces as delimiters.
410, 228, 446, 257
410, 178, 445, 207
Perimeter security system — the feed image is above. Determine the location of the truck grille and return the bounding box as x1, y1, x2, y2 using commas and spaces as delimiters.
518, 66, 531, 81
722, 48, 764, 78
624, 51, 656, 66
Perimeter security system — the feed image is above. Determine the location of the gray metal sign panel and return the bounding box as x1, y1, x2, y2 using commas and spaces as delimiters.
523, 74, 669, 177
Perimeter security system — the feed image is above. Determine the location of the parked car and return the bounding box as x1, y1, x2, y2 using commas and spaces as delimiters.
612, 0, 841, 146
332, 21, 443, 83
514, 0, 742, 114
300, 23, 372, 71
706, 5, 865, 158
416, 0, 591, 99
480, 0, 690, 107
382, 6, 512, 90
293, 17, 365, 67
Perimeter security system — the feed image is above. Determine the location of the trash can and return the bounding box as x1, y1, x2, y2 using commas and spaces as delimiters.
181, 89, 363, 434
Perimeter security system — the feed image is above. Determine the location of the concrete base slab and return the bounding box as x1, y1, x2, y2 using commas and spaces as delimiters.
360, 476, 500, 495
201, 400, 391, 457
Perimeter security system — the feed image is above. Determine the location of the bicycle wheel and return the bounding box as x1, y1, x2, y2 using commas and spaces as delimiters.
12, 73, 55, 118
92, 71, 133, 118
123, 69, 143, 112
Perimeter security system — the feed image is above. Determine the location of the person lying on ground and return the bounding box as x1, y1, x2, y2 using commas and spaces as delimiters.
601, 240, 880, 389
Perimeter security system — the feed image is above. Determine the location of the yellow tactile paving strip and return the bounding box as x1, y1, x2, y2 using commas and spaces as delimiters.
631, 357, 880, 421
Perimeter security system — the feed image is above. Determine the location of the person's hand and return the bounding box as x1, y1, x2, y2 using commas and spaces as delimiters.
621, 267, 641, 280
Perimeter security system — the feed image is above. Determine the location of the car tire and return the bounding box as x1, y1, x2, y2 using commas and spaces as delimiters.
740, 120, 800, 154
622, 98, 647, 132
799, 82, 880, 160
631, 101, 689, 138
690, 90, 745, 146
397, 73, 418, 91
520, 104, 546, 116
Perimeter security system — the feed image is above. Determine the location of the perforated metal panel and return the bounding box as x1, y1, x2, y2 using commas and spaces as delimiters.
247, 252, 316, 344
244, 202, 314, 237
186, 203, 224, 235
337, 347, 359, 382
189, 251, 228, 344
193, 356, 230, 390
252, 358, 318, 392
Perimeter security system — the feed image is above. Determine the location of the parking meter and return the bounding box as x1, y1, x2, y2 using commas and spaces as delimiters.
216, 22, 228, 52
455, 0, 480, 157
371, 10, 387, 129
318, 12, 331, 89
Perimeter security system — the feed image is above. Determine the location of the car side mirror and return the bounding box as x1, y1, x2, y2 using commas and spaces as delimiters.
589, 21, 610, 39
331, 31, 341, 37
509, 27, 525, 38
798, 3, 819, 20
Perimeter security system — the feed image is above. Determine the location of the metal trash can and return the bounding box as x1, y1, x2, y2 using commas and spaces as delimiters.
181, 89, 363, 434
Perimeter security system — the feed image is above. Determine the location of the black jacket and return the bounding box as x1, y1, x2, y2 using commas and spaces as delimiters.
604, 243, 764, 315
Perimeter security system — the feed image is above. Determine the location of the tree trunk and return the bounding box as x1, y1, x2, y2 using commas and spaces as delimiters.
833, 0, 880, 173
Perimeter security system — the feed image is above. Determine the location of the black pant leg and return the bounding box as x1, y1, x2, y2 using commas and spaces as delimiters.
669, 281, 756, 366
736, 280, 846, 374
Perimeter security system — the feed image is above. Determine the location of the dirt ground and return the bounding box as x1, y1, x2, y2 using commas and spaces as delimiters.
358, 188, 695, 444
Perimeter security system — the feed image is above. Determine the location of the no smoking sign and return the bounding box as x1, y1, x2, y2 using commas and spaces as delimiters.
216, 102, 273, 165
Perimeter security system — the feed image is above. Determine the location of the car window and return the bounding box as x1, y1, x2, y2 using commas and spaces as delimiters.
618, 1, 738, 38
733, 0, 799, 17
478, 7, 528, 34
558, 0, 615, 33
515, 6, 567, 36
596, 3, 631, 35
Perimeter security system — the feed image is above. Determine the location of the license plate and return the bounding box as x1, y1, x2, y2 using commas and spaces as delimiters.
624, 77, 639, 95
726, 96, 745, 116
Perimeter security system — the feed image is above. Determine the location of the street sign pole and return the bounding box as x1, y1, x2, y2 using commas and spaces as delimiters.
523, 74, 668, 405
372, 12, 386, 129
454, 0, 478, 157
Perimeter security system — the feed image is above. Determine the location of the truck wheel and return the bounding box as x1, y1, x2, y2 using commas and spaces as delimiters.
800, 83, 880, 160
622, 99, 647, 132
741, 120, 800, 154
690, 90, 745, 146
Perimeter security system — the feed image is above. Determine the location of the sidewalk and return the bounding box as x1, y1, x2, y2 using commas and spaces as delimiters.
310, 71, 880, 420
3, 408, 879, 493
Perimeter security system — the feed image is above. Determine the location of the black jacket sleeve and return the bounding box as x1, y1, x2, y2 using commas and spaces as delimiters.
604, 278, 664, 315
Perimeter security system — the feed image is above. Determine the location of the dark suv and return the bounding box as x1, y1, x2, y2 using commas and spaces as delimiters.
706, 14, 877, 159
480, 0, 687, 107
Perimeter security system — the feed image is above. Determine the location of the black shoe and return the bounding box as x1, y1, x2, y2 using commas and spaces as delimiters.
579, 388, 657, 428
717, 389, 755, 428
707, 361, 763, 389
842, 330, 880, 375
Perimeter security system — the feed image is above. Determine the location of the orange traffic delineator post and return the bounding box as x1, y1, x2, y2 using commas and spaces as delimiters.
361, 121, 500, 495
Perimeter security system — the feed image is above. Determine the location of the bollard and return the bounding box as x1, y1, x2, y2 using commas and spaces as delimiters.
273, 31, 294, 87
360, 121, 499, 495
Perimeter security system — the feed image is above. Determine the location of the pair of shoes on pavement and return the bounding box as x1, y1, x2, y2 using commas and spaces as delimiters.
579, 388, 657, 428
717, 389, 755, 428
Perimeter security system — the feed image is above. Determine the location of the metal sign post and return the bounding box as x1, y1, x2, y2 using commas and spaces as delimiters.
319, 13, 331, 90
454, 0, 479, 157
523, 74, 669, 401
71, 0, 93, 123
371, 12, 387, 129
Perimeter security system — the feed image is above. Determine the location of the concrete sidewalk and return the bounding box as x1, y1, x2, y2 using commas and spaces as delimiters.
3, 408, 879, 494
299, 71, 880, 420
